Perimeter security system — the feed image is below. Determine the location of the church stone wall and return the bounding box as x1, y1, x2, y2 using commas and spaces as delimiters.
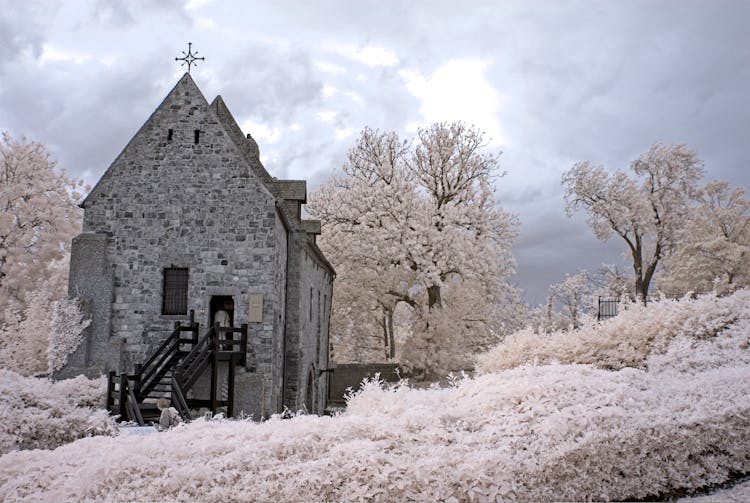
270, 209, 289, 411
64, 74, 333, 417
76, 76, 284, 406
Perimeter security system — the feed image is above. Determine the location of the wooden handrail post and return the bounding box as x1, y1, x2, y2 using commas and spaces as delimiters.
227, 355, 235, 418
133, 363, 142, 396
240, 324, 248, 367
189, 309, 198, 344
106, 371, 116, 412
210, 347, 218, 414
173, 369, 183, 388
127, 385, 144, 426
212, 322, 220, 351
118, 373, 127, 421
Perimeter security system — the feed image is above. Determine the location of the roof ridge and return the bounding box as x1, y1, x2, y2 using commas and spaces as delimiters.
209, 95, 308, 231
83, 73, 202, 207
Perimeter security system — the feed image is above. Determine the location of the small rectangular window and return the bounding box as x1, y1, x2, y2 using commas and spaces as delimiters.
309, 287, 313, 321
194, 130, 200, 144
167, 129, 173, 141
162, 267, 189, 315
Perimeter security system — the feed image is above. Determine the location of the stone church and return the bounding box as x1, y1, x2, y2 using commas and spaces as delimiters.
58, 73, 334, 419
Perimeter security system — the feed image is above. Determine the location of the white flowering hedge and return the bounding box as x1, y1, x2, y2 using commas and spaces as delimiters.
476, 289, 749, 372
0, 370, 116, 455
0, 291, 747, 501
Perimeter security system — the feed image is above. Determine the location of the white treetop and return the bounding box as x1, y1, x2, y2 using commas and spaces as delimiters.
549, 270, 592, 329
0, 133, 84, 313
658, 180, 749, 295
0, 133, 87, 375
562, 143, 704, 301
308, 123, 520, 375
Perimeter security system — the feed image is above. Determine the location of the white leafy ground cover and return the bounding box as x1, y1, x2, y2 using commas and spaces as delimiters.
0, 290, 747, 502
0, 370, 115, 455
476, 290, 749, 373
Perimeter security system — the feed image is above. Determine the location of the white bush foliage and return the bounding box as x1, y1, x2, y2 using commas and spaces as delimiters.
47, 298, 90, 374
0, 262, 89, 377
0, 370, 116, 455
477, 289, 750, 372
0, 289, 748, 501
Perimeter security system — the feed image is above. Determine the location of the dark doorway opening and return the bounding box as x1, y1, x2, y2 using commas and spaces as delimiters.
209, 295, 234, 328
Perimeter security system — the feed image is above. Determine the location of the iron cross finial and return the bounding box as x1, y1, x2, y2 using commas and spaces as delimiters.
175, 42, 205, 73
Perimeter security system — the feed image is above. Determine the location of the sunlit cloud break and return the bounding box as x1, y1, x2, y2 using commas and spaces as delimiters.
400, 59, 509, 147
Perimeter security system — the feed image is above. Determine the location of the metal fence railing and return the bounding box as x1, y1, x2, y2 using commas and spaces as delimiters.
597, 297, 620, 321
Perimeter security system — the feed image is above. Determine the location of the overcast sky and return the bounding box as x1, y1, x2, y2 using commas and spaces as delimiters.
1, 0, 748, 304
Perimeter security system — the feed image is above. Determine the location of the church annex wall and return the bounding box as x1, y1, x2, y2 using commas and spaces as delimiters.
296, 240, 333, 414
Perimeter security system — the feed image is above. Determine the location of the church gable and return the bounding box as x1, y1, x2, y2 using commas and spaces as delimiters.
82, 73, 273, 219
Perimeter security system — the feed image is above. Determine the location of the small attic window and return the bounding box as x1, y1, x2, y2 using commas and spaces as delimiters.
194, 130, 200, 144
167, 129, 173, 141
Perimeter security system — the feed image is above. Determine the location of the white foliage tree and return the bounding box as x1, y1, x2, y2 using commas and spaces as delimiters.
593, 263, 633, 299
529, 271, 593, 334
562, 143, 704, 301
0, 133, 87, 375
658, 180, 750, 295
308, 123, 521, 375
549, 270, 592, 329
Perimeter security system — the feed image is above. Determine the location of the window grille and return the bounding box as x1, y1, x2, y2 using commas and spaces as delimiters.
162, 267, 189, 315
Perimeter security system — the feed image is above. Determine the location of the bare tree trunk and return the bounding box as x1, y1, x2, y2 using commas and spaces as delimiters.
379, 306, 397, 360
380, 314, 389, 361
570, 298, 579, 329
387, 309, 395, 360
631, 237, 649, 305
427, 285, 442, 309
546, 295, 553, 334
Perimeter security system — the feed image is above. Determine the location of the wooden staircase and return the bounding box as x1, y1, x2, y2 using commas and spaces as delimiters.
106, 311, 248, 425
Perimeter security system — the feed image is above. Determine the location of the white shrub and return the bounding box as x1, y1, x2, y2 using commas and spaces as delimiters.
0, 290, 747, 502
0, 370, 116, 455
47, 298, 90, 374
476, 289, 750, 373
0, 279, 89, 377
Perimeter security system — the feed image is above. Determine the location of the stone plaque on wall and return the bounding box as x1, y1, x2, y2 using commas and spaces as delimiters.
249, 294, 263, 322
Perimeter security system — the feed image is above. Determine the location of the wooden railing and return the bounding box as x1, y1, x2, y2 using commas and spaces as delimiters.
177, 324, 214, 391
171, 376, 191, 421
105, 371, 145, 425
106, 317, 248, 423
134, 312, 199, 400
126, 382, 144, 425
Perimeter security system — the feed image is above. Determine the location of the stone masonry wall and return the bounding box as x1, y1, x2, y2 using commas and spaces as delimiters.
295, 239, 333, 414
327, 363, 401, 407
56, 233, 116, 379
76, 75, 284, 413
270, 208, 288, 411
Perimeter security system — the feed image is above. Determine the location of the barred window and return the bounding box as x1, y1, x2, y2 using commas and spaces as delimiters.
162, 268, 188, 315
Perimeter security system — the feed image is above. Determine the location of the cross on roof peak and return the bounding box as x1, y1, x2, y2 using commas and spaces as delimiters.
175, 42, 205, 73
